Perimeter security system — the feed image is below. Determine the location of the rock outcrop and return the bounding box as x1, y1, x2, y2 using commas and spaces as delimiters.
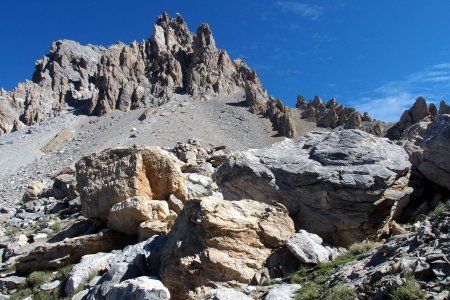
295, 95, 384, 136
328, 205, 450, 300
76, 146, 188, 222
86, 236, 167, 300
159, 197, 295, 299
387, 97, 450, 140
414, 114, 450, 190
16, 231, 133, 274
0, 13, 295, 138
215, 130, 412, 247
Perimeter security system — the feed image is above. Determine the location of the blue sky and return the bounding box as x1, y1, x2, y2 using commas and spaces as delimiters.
1, 1, 450, 121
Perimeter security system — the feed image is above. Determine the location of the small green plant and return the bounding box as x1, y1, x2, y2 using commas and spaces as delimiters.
295, 282, 322, 300
27, 270, 53, 287
9, 264, 73, 300
390, 274, 426, 300
49, 221, 62, 233
292, 253, 358, 300
428, 202, 448, 221
325, 284, 356, 300
348, 241, 376, 256
5, 226, 20, 237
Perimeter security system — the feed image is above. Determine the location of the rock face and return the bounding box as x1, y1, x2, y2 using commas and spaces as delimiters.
329, 207, 450, 300
387, 97, 450, 140
159, 197, 295, 299
65, 252, 117, 295
415, 114, 450, 190
16, 231, 133, 274
0, 13, 294, 138
295, 95, 383, 135
215, 130, 412, 246
76, 146, 188, 222
86, 236, 167, 300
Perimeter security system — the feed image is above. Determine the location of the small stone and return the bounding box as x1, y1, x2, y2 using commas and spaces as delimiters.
40, 280, 60, 291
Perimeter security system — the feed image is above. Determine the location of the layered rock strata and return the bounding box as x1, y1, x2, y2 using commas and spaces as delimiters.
215, 130, 412, 246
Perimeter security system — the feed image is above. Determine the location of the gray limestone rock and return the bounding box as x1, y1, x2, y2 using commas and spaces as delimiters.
215, 130, 411, 246
105, 276, 170, 300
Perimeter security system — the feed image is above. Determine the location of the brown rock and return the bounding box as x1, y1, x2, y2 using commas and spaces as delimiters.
41, 127, 73, 153
22, 181, 45, 202
138, 108, 157, 121
16, 231, 133, 274
107, 196, 170, 235
76, 146, 188, 222
159, 197, 294, 299
138, 220, 173, 241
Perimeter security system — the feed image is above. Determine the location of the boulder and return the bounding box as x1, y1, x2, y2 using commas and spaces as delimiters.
107, 196, 170, 235
65, 252, 117, 295
86, 236, 167, 300
0, 276, 26, 293
417, 114, 450, 190
40, 280, 60, 291
22, 181, 45, 202
204, 288, 252, 300
264, 284, 301, 300
215, 130, 411, 247
16, 231, 133, 274
184, 173, 215, 198
105, 277, 170, 300
138, 220, 173, 241
286, 230, 335, 264
159, 197, 295, 299
76, 146, 188, 222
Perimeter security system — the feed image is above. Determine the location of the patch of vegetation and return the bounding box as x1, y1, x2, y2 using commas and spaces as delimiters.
390, 274, 425, 300
49, 221, 62, 233
292, 253, 357, 300
9, 264, 74, 300
295, 282, 322, 300
428, 201, 449, 221
5, 226, 20, 237
348, 241, 377, 256
325, 284, 357, 300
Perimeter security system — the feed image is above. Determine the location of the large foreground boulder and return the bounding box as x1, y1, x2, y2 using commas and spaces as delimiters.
159, 197, 295, 299
76, 146, 188, 222
215, 130, 411, 246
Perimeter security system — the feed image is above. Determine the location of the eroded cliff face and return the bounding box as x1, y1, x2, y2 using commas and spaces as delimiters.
0, 13, 296, 137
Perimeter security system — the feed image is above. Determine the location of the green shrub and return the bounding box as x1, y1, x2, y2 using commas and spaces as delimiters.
348, 241, 376, 256
428, 202, 448, 221
295, 282, 322, 300
28, 271, 53, 288
325, 284, 356, 300
390, 274, 426, 300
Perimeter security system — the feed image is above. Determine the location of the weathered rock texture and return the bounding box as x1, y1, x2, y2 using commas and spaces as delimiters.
86, 236, 167, 300
413, 114, 450, 190
328, 207, 450, 300
0, 13, 294, 137
159, 197, 295, 299
296, 95, 384, 136
108, 196, 170, 235
215, 130, 412, 247
105, 276, 170, 300
16, 231, 133, 274
76, 146, 188, 222
387, 97, 450, 140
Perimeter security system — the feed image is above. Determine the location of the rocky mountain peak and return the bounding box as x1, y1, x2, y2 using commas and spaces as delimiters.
0, 13, 296, 138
